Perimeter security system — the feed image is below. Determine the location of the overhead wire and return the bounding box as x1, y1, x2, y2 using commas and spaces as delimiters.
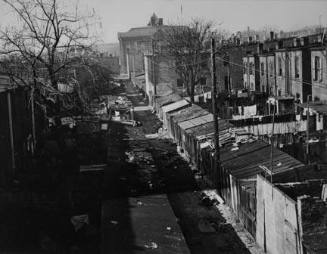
146, 47, 327, 89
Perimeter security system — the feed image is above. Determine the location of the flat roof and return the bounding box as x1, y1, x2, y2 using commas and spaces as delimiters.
218, 140, 304, 179
178, 114, 214, 130
185, 119, 232, 137
170, 104, 209, 124
156, 93, 182, 107
162, 99, 190, 114
297, 102, 327, 114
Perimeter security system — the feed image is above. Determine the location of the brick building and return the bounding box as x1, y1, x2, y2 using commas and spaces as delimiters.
118, 13, 169, 77
310, 46, 327, 102
241, 40, 262, 92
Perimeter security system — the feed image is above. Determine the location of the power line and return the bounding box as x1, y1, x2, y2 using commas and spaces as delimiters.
146, 49, 327, 90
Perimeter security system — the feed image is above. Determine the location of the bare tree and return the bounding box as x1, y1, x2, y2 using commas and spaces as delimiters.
0, 0, 98, 111
162, 19, 213, 102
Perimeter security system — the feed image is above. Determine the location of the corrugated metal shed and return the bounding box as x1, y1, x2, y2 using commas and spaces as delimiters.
156, 93, 182, 107
185, 119, 232, 137
162, 99, 189, 114
162, 99, 190, 128
220, 140, 304, 179
170, 104, 209, 124
178, 114, 214, 130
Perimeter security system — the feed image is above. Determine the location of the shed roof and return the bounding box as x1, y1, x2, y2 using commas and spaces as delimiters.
297, 102, 327, 115
185, 119, 232, 137
170, 104, 209, 124
161, 99, 190, 114
219, 140, 304, 179
156, 93, 182, 107
178, 114, 214, 130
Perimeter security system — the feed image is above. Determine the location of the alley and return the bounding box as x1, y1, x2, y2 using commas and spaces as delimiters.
101, 81, 251, 254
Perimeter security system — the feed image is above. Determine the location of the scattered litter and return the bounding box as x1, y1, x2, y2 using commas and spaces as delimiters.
276, 162, 282, 167
71, 214, 89, 232
137, 200, 143, 206
145, 133, 159, 139
125, 151, 135, 162
110, 220, 118, 225
231, 146, 239, 151
80, 164, 106, 173
166, 226, 171, 231
144, 241, 158, 249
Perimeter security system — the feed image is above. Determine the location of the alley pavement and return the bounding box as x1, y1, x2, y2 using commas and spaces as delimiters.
101, 81, 251, 254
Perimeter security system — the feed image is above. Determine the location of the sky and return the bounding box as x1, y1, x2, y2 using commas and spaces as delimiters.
1, 0, 327, 43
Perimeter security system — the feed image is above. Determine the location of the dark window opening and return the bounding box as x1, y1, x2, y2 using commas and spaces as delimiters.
177, 78, 183, 87
295, 55, 300, 78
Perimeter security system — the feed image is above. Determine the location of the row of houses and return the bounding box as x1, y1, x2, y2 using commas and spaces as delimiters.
153, 94, 327, 254
118, 15, 327, 106
241, 32, 327, 103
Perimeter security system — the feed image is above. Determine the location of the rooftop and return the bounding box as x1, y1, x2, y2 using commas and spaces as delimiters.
178, 114, 214, 130
170, 104, 209, 125
218, 140, 304, 179
297, 102, 327, 115
156, 93, 182, 107
161, 99, 190, 114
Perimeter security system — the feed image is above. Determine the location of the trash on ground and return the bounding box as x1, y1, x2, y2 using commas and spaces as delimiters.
80, 164, 106, 172
71, 214, 89, 232
110, 220, 118, 225
144, 241, 158, 249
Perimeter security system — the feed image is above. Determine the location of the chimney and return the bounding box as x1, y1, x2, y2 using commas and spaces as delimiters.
270, 31, 274, 41
158, 18, 163, 26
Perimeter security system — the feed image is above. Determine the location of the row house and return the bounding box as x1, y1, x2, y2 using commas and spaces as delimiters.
216, 41, 244, 93
242, 39, 262, 92
240, 33, 326, 104
274, 37, 312, 102
310, 46, 327, 102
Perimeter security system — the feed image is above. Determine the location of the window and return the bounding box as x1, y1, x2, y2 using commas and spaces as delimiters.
294, 55, 300, 78
314, 56, 322, 82
269, 62, 274, 77
243, 62, 247, 74
249, 62, 254, 75
200, 77, 206, 86
261, 62, 265, 76
278, 57, 282, 76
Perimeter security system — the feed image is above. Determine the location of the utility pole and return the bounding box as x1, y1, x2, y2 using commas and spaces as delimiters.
211, 36, 220, 190
306, 94, 312, 164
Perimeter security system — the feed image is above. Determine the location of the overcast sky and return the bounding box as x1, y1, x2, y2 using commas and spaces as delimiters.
1, 0, 327, 43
